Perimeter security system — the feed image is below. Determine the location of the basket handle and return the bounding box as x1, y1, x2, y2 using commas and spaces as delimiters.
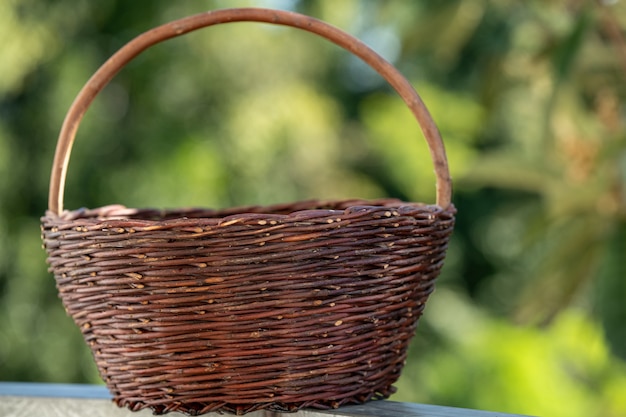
48, 7, 452, 214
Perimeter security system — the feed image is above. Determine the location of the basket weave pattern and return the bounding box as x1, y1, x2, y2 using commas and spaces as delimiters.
42, 200, 454, 414
41, 7, 456, 415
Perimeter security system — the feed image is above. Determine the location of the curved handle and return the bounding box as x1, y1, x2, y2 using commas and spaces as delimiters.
49, 7, 452, 214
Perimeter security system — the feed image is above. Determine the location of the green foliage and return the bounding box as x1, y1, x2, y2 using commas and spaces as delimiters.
1, 1, 625, 416
395, 290, 626, 417
361, 83, 483, 202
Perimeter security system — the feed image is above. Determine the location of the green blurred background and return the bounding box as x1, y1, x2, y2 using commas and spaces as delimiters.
1, 1, 625, 416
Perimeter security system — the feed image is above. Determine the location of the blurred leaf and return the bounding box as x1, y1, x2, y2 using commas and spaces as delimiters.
594, 222, 626, 359
550, 5, 592, 82
361, 82, 483, 202
395, 291, 626, 417
462, 150, 549, 193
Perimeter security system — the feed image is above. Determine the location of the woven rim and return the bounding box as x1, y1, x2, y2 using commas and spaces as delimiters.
48, 7, 452, 215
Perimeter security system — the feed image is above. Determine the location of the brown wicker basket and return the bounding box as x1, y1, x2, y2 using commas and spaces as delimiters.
41, 7, 456, 416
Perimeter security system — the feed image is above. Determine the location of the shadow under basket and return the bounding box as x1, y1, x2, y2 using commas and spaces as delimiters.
41, 8, 456, 416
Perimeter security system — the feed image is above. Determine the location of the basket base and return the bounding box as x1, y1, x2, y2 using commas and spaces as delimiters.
116, 388, 394, 415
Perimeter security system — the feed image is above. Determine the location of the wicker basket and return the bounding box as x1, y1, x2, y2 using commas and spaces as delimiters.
41, 8, 456, 416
